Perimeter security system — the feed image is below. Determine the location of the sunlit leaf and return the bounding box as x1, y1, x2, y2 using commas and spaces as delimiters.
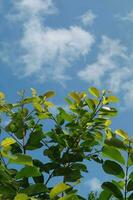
44, 91, 56, 98
115, 129, 128, 140
1, 138, 16, 148
9, 154, 33, 166
69, 92, 81, 103
50, 182, 70, 199
0, 92, 5, 99
31, 88, 37, 97
88, 87, 100, 98
14, 193, 29, 200
102, 145, 125, 164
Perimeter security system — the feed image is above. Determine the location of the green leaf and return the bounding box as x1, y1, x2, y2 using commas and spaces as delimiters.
61, 153, 83, 163
129, 171, 133, 180
0, 92, 5, 99
23, 183, 48, 196
58, 193, 78, 200
102, 182, 123, 199
25, 130, 45, 150
108, 96, 119, 103
44, 91, 56, 98
86, 99, 96, 111
37, 112, 51, 120
102, 145, 125, 164
88, 87, 100, 98
71, 163, 88, 172
105, 137, 127, 150
0, 185, 16, 198
33, 174, 44, 184
99, 190, 112, 200
128, 153, 133, 166
1, 137, 16, 148
16, 166, 41, 179
9, 154, 33, 166
69, 92, 81, 103
100, 107, 118, 117
58, 108, 74, 122
127, 180, 133, 192
102, 160, 125, 178
33, 101, 43, 112
14, 193, 29, 200
115, 129, 128, 140
103, 96, 119, 104
31, 88, 37, 97
112, 180, 125, 190
42, 162, 60, 173
128, 193, 133, 200
50, 182, 70, 199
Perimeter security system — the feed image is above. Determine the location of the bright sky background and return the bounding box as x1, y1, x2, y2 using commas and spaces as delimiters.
0, 0, 133, 197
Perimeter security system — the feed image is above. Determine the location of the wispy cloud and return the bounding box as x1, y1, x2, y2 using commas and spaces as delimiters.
14, 0, 56, 18
78, 36, 133, 108
116, 10, 133, 23
78, 36, 127, 86
85, 177, 101, 192
20, 22, 95, 82
9, 0, 94, 84
79, 10, 97, 27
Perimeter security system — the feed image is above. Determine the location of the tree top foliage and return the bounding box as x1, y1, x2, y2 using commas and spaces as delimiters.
0, 87, 132, 200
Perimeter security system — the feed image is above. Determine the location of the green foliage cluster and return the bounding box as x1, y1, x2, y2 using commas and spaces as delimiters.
0, 87, 132, 200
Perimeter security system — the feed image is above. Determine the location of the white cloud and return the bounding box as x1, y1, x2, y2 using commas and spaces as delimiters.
85, 177, 101, 192
20, 22, 94, 82
78, 36, 127, 86
78, 36, 133, 108
80, 10, 96, 26
14, 0, 56, 18
11, 0, 95, 83
121, 10, 133, 23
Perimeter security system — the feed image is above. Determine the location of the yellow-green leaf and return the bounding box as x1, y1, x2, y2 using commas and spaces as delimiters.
95, 132, 103, 141
106, 129, 113, 140
107, 96, 119, 103
33, 101, 43, 112
44, 101, 55, 107
31, 88, 37, 97
0, 92, 5, 99
58, 193, 78, 200
88, 87, 100, 98
10, 154, 33, 166
105, 120, 112, 126
115, 129, 128, 140
102, 145, 125, 165
69, 92, 81, 103
14, 193, 29, 200
50, 183, 70, 199
44, 91, 56, 98
1, 138, 16, 148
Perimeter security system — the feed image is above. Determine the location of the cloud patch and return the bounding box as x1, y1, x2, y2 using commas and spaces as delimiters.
78, 36, 127, 86
14, 0, 56, 18
116, 10, 133, 23
78, 36, 133, 108
10, 0, 95, 83
85, 177, 101, 192
79, 10, 96, 27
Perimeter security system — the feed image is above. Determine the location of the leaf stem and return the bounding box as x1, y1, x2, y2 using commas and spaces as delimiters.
45, 171, 53, 185
124, 141, 131, 200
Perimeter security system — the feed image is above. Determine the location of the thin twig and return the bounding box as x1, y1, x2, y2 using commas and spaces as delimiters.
45, 172, 53, 185
124, 141, 131, 200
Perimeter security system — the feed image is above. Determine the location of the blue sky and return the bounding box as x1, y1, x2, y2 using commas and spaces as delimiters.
0, 0, 133, 197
